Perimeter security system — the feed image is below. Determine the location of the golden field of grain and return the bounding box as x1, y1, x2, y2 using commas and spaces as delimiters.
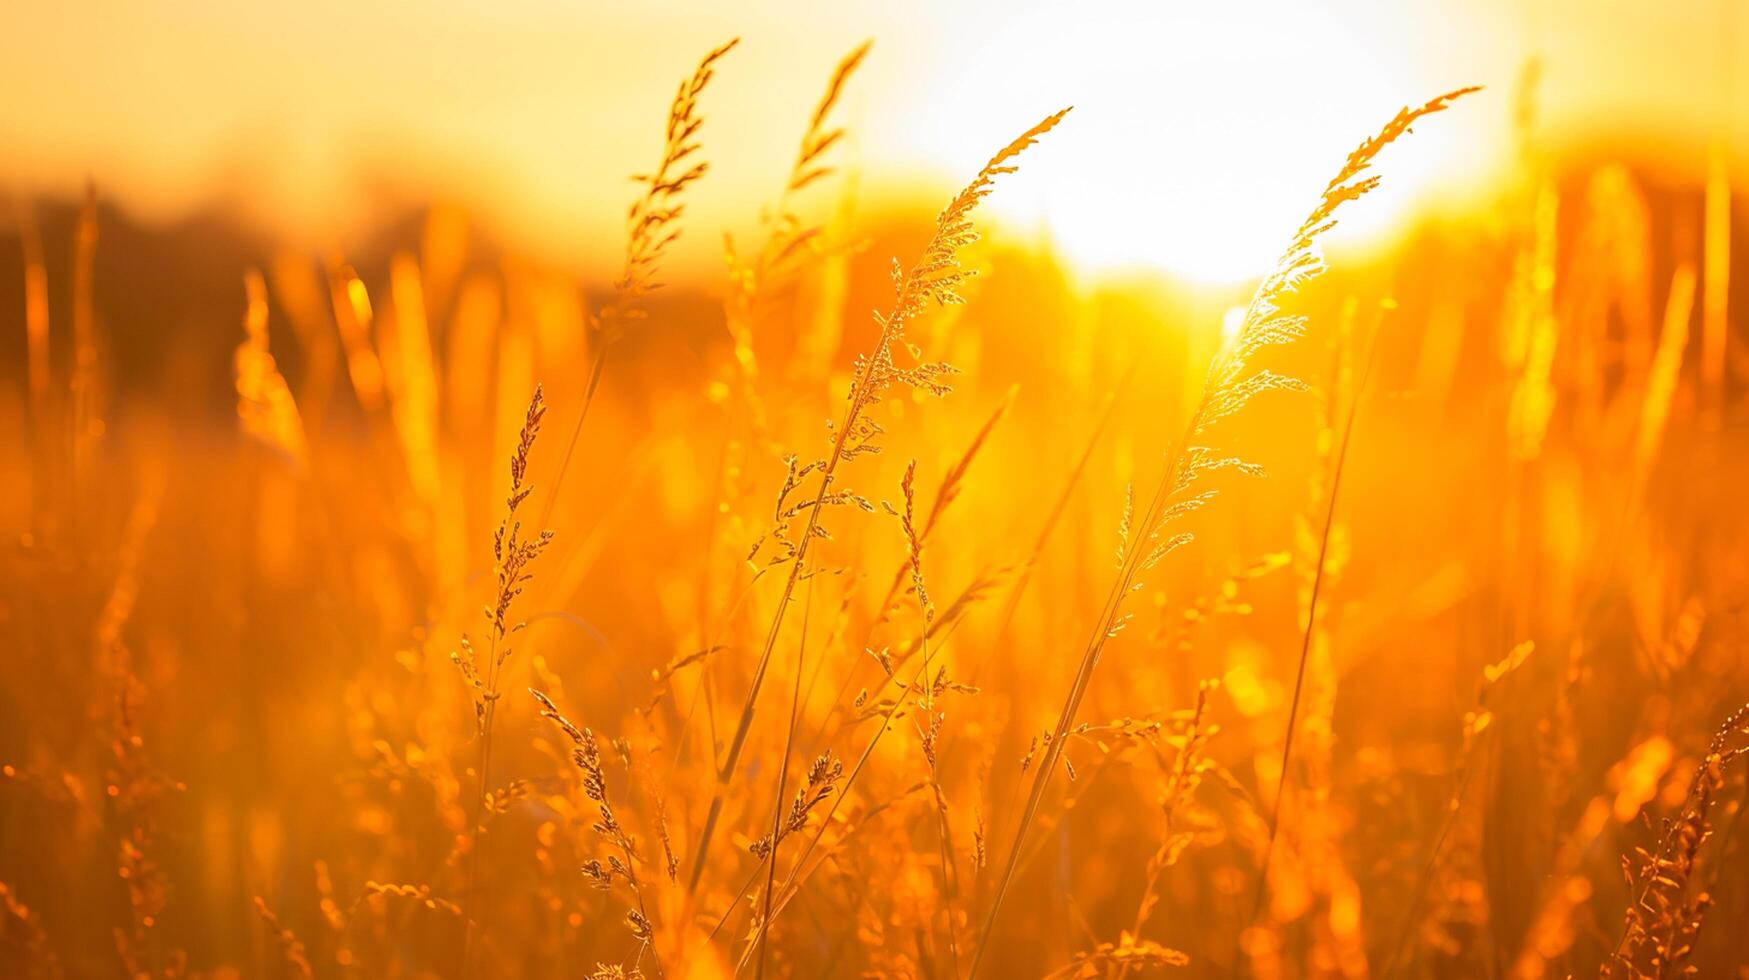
3, 8, 1749, 979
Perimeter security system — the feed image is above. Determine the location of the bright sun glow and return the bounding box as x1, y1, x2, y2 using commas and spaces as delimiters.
885, 1, 1507, 284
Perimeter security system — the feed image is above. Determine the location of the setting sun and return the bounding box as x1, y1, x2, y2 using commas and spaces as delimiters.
892, 1, 1510, 283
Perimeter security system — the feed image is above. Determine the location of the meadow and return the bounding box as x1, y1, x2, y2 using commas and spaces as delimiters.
3, 33, 1748, 980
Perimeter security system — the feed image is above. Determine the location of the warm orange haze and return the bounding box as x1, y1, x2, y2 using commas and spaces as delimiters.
2, 2, 1748, 978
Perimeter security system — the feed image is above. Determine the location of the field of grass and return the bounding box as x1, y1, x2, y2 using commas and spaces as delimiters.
3, 32, 1748, 980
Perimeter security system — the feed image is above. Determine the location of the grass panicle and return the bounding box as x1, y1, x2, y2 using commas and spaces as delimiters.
1604, 702, 1749, 979
684, 106, 1070, 900
459, 384, 556, 976
969, 87, 1478, 978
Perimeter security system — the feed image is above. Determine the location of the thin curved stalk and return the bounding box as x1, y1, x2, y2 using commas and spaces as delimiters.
1238, 330, 1378, 968
536, 345, 609, 531
754, 562, 817, 978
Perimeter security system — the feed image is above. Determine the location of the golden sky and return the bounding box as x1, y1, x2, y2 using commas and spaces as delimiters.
3, 0, 1744, 283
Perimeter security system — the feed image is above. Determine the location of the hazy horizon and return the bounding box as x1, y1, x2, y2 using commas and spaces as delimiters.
5, 0, 1743, 284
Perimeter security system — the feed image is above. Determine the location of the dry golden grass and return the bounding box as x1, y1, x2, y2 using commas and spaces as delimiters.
3, 31, 1749, 980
